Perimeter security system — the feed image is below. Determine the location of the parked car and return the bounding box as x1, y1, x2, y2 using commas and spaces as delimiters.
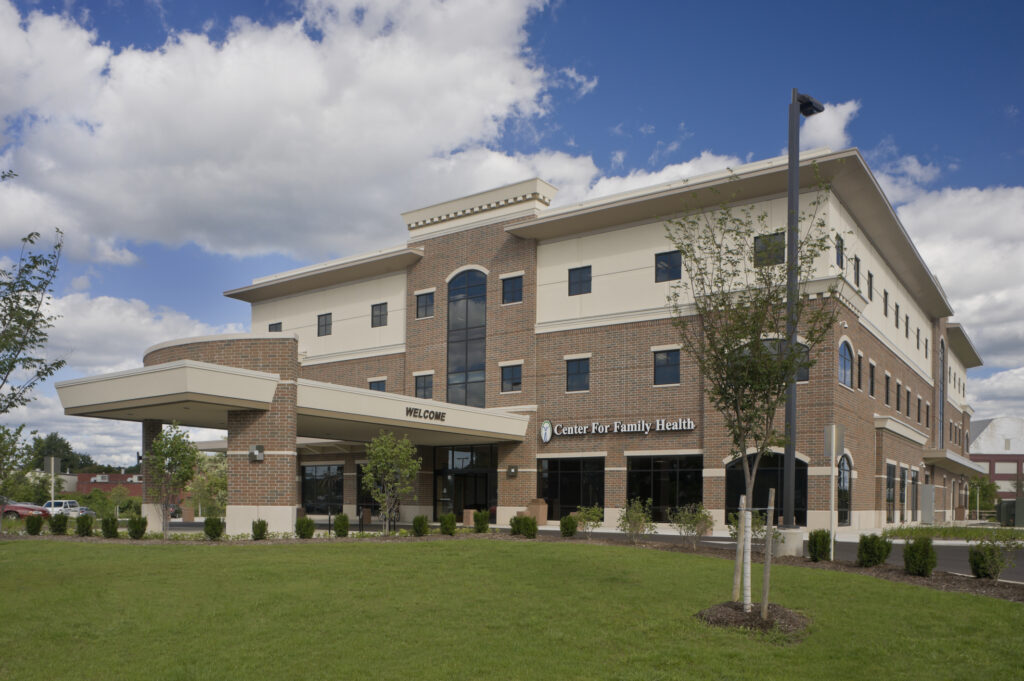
78, 506, 97, 518
42, 499, 81, 517
1, 495, 50, 519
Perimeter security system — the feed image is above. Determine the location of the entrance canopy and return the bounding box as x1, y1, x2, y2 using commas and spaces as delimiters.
56, 361, 530, 446
923, 449, 987, 478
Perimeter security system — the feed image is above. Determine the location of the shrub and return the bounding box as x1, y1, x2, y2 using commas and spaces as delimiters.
968, 536, 1020, 580
26, 515, 43, 535
576, 504, 603, 539
509, 515, 522, 535
127, 515, 147, 540
617, 498, 656, 545
440, 512, 456, 536
334, 514, 349, 538
856, 533, 892, 567
668, 503, 713, 549
808, 529, 831, 562
412, 514, 429, 537
75, 514, 94, 537
252, 519, 268, 541
295, 516, 316, 539
473, 509, 489, 533
101, 516, 119, 538
560, 514, 578, 538
904, 536, 937, 577
519, 515, 538, 539
204, 517, 225, 540
48, 514, 68, 535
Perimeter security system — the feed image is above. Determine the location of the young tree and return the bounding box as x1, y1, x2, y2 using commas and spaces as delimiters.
967, 475, 998, 513
187, 452, 228, 517
1, 222, 65, 416
144, 423, 200, 538
666, 184, 841, 613
361, 430, 421, 536
0, 424, 29, 484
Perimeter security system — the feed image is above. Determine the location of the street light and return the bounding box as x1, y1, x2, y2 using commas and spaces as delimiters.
783, 88, 824, 529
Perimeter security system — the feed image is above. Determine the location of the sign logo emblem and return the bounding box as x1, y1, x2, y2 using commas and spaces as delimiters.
540, 419, 553, 444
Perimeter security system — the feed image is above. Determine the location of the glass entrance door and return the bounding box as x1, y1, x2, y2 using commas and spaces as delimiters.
433, 445, 497, 521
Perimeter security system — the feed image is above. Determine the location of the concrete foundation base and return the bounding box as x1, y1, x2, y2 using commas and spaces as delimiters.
226, 505, 296, 536
774, 528, 804, 558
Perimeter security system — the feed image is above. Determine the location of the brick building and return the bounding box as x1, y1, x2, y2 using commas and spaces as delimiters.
969, 416, 1024, 501
74, 472, 144, 497
56, 148, 984, 535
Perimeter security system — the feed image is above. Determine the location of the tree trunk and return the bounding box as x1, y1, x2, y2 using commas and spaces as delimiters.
743, 504, 752, 612
761, 488, 776, 621
732, 494, 745, 601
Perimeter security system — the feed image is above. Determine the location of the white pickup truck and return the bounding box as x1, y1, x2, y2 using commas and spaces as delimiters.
42, 499, 81, 517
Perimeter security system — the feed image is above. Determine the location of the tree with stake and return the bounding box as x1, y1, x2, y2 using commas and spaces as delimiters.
361, 430, 421, 536
144, 423, 200, 538
666, 182, 842, 613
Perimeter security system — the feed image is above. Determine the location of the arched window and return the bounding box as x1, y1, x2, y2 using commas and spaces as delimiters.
837, 455, 852, 526
447, 269, 487, 408
838, 341, 854, 388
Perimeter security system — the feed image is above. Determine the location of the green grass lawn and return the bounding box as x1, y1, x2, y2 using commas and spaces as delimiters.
1, 537, 1019, 681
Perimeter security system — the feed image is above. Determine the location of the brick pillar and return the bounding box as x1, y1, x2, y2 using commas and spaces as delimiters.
140, 420, 163, 530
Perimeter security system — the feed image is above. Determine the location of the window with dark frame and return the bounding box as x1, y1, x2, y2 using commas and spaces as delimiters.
883, 290, 889, 316
268, 322, 282, 332
317, 313, 332, 337
857, 355, 863, 390
568, 266, 591, 296
416, 292, 434, 319
566, 358, 590, 392
654, 349, 680, 385
655, 251, 682, 281
753, 232, 785, 267
501, 365, 522, 393
869, 363, 876, 396
926, 403, 930, 428
896, 381, 902, 411
539, 457, 605, 520
415, 375, 433, 399
916, 328, 920, 349
917, 397, 922, 423
301, 464, 343, 515
371, 302, 388, 328
502, 276, 523, 304
853, 256, 860, 286
868, 272, 874, 300
838, 342, 854, 388
906, 388, 911, 417
628, 455, 703, 522
886, 463, 896, 523
895, 303, 900, 328
835, 235, 844, 268
885, 374, 891, 405
905, 314, 909, 338
447, 269, 487, 408
368, 380, 386, 392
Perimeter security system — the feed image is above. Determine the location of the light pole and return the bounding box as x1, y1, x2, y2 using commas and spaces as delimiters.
783, 89, 824, 529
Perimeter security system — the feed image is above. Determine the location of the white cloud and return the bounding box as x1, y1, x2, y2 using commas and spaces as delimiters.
799, 99, 860, 151
70, 274, 90, 291
559, 66, 598, 98
582, 150, 742, 202
639, 124, 655, 135
610, 150, 625, 169
968, 368, 1024, 419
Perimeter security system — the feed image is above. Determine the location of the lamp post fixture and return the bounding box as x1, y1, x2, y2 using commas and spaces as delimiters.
783, 88, 824, 529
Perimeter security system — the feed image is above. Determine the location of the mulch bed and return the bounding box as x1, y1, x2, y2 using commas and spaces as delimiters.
696, 601, 810, 640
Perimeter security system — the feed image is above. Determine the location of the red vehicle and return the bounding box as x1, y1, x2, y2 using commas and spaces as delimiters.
0, 495, 51, 519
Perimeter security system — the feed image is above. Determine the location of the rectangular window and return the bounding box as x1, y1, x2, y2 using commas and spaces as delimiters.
885, 375, 891, 405
917, 397, 922, 423
655, 251, 682, 281
654, 349, 680, 385
853, 256, 861, 287
905, 314, 909, 338
317, 313, 332, 337
415, 375, 433, 399
368, 380, 386, 392
916, 328, 920, 349
857, 355, 863, 390
868, 272, 874, 300
835, 235, 844, 268
925, 338, 929, 358
926, 403, 930, 428
566, 358, 590, 392
883, 290, 889, 316
301, 464, 343, 515
539, 457, 606, 521
268, 322, 282, 332
568, 266, 591, 296
900, 467, 907, 505
753, 232, 785, 267
416, 292, 434, 319
371, 302, 388, 328
501, 365, 522, 393
502, 276, 523, 304
911, 470, 919, 521
869, 363, 876, 397
906, 388, 911, 417
627, 455, 703, 522
895, 303, 900, 328
896, 382, 901, 411
886, 463, 896, 523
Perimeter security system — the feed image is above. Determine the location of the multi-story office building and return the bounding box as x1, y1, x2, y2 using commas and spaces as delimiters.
57, 148, 985, 534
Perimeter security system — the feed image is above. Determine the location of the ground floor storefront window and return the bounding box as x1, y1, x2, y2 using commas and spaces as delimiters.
725, 453, 807, 526
538, 457, 604, 520
434, 445, 497, 522
627, 454, 702, 522
886, 463, 896, 523
301, 464, 343, 515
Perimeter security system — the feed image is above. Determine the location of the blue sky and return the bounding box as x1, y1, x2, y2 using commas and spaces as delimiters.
1, 0, 1022, 463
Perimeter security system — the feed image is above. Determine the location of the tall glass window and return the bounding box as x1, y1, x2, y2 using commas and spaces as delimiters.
538, 457, 604, 520
939, 340, 946, 448
628, 455, 703, 522
911, 469, 919, 521
837, 455, 851, 526
301, 464, 343, 515
434, 445, 497, 522
900, 467, 907, 520
886, 463, 896, 523
415, 375, 432, 399
726, 453, 807, 526
447, 270, 486, 407
838, 342, 853, 387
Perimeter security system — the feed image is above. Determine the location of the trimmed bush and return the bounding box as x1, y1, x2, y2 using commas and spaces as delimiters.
808, 529, 831, 562
295, 516, 316, 539
473, 509, 489, 534
857, 533, 892, 567
75, 514, 94, 537
101, 516, 119, 538
560, 514, 578, 538
509, 515, 522, 535
519, 515, 538, 539
576, 505, 603, 539
617, 498, 655, 545
412, 514, 429, 537
127, 515, 147, 540
204, 517, 225, 540
668, 503, 713, 549
252, 519, 268, 541
440, 512, 456, 536
334, 513, 349, 538
904, 536, 937, 577
48, 514, 68, 536
26, 515, 43, 535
